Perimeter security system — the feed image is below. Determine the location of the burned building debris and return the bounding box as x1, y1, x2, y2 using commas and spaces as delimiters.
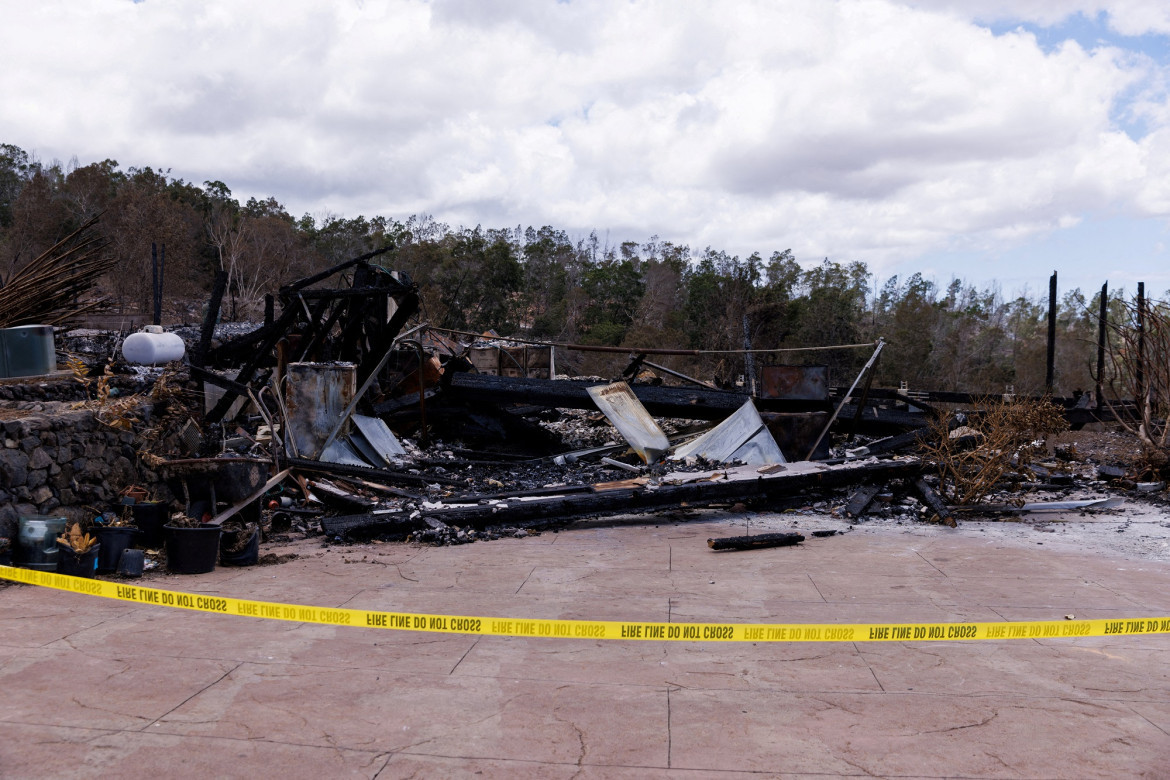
1, 245, 1163, 576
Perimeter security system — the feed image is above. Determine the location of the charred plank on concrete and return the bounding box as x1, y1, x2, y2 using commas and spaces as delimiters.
844, 484, 882, 520
912, 477, 956, 528
708, 532, 805, 551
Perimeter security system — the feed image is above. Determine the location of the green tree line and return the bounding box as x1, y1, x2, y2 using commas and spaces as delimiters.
0, 143, 1144, 395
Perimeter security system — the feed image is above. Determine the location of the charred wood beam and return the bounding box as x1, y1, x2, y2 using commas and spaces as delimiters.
708, 532, 804, 551
284, 456, 463, 487
436, 374, 929, 434
373, 387, 440, 415
328, 459, 917, 536
860, 387, 1138, 413
846, 412, 962, 458
295, 296, 348, 363
206, 317, 282, 363
290, 285, 414, 300
321, 511, 429, 537
364, 287, 420, 390
455, 484, 596, 502
912, 477, 956, 527
446, 446, 535, 463
187, 364, 252, 396
205, 304, 300, 423
280, 247, 396, 295
844, 484, 882, 519
192, 270, 228, 370
832, 404, 930, 433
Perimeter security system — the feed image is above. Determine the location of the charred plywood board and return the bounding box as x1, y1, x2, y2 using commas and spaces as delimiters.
586, 381, 670, 464
672, 400, 786, 466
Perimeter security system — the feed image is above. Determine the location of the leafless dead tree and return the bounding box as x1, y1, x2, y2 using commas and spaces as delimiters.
1102, 294, 1170, 467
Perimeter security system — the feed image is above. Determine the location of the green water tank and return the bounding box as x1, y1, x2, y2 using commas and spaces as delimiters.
0, 325, 56, 378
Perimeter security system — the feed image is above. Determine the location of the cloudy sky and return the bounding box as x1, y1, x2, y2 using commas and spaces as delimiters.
4, 0, 1170, 296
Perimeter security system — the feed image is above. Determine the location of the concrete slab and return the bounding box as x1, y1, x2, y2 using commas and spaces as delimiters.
2, 513, 1170, 777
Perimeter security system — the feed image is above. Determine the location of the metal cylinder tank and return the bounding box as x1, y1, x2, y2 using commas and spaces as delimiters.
283, 362, 357, 458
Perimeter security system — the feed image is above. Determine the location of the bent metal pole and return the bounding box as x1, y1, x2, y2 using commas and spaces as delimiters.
805, 338, 886, 460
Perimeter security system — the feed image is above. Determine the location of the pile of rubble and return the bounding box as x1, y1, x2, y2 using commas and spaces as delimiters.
5, 248, 1162, 566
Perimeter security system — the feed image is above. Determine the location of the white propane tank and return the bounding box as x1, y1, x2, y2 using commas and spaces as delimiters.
122, 328, 185, 365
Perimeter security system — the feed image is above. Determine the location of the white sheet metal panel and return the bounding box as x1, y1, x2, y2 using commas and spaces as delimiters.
352, 414, 407, 465
320, 439, 369, 467
672, 400, 786, 466
586, 382, 670, 464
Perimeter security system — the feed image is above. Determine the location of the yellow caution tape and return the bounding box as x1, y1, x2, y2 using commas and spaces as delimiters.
3, 565, 1169, 642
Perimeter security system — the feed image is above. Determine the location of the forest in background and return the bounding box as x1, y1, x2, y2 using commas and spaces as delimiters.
1, 143, 1155, 396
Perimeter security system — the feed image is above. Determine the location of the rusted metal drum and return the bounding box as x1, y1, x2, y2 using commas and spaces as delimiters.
284, 362, 357, 458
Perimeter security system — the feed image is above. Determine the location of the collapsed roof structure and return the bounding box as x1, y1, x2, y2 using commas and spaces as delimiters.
121, 249, 1138, 548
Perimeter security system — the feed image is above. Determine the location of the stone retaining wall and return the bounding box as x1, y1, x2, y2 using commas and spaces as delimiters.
0, 374, 147, 403
0, 405, 167, 541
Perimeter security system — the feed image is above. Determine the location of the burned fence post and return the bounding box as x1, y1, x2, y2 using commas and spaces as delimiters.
193, 270, 229, 370
1045, 271, 1057, 395
415, 338, 430, 448
1137, 281, 1146, 418
742, 313, 756, 396
1096, 281, 1107, 411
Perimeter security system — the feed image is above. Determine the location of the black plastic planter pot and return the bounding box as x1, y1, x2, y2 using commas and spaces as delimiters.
118, 549, 145, 577
57, 543, 100, 578
94, 527, 140, 573
164, 524, 221, 574
220, 528, 259, 567
132, 502, 169, 548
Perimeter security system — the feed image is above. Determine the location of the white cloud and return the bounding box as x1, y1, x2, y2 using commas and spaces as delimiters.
905, 0, 1170, 36
2, 0, 1170, 284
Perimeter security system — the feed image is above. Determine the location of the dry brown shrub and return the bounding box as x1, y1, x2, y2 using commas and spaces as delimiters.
920, 397, 1069, 505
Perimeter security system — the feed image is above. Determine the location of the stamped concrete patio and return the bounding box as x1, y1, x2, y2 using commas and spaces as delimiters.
1, 511, 1168, 778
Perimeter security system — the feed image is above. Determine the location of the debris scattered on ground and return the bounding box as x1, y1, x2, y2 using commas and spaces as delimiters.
3, 246, 1168, 574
